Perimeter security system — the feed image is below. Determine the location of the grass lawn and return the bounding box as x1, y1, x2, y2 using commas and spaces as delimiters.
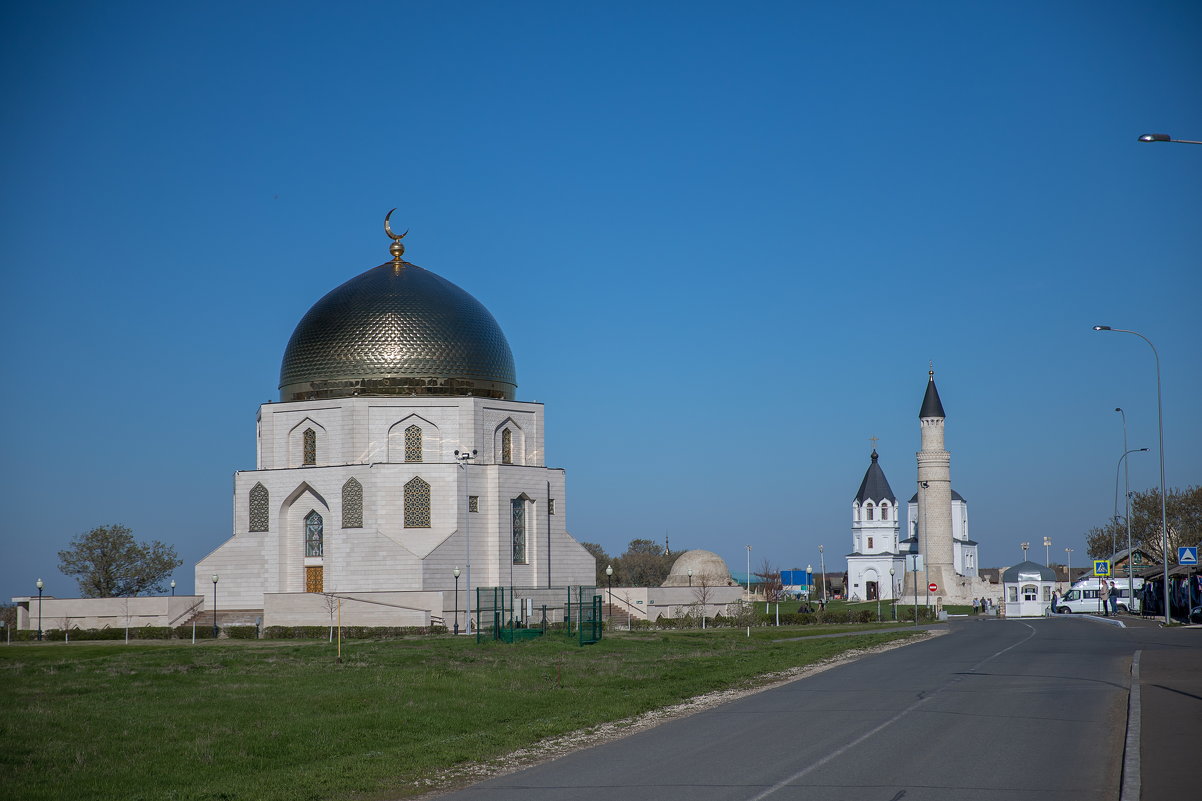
0, 627, 919, 801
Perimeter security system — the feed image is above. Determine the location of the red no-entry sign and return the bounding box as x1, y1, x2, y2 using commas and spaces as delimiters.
928, 583, 938, 592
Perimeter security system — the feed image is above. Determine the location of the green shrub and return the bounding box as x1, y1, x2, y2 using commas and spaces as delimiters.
173, 624, 215, 639
226, 626, 259, 639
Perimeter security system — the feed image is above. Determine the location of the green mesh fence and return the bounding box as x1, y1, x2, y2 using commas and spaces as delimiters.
473, 586, 601, 645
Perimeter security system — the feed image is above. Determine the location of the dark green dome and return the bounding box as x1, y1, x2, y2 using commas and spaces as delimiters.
279, 259, 516, 402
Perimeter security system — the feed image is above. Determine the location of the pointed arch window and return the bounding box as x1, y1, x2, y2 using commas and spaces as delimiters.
342, 478, 363, 528
501, 428, 513, 464
303, 428, 317, 465
304, 511, 324, 557
404, 425, 423, 462
511, 497, 527, 564
866, 502, 874, 521
404, 477, 431, 528
249, 482, 269, 532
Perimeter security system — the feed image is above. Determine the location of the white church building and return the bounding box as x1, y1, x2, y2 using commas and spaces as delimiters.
846, 371, 989, 606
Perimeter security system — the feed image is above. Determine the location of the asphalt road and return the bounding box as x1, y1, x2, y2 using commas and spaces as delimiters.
436, 617, 1201, 801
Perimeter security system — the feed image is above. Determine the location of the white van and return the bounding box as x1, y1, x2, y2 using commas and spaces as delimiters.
1054, 577, 1143, 615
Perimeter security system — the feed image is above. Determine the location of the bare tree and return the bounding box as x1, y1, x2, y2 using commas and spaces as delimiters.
58, 614, 75, 643
754, 558, 783, 602
693, 575, 713, 629
321, 592, 340, 642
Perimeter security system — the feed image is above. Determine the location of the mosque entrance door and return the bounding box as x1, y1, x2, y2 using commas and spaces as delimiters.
866, 581, 879, 600
305, 566, 324, 593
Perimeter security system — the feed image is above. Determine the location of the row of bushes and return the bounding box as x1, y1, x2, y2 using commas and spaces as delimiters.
623, 605, 937, 630
8, 624, 447, 642
262, 625, 444, 639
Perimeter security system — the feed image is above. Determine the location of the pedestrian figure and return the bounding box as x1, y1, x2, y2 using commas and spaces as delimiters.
1099, 580, 1111, 616
1109, 581, 1119, 615
1051, 590, 1059, 614
972, 598, 979, 614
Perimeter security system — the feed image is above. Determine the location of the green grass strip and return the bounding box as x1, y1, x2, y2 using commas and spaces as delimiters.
0, 627, 919, 801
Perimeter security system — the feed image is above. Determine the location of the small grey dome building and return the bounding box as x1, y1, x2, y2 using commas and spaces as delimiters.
662, 550, 734, 588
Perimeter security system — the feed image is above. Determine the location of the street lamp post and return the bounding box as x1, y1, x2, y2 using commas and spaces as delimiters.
1065, 548, 1073, 586
889, 567, 897, 620
687, 568, 693, 587
1043, 537, 1052, 566
1114, 407, 1127, 558
36, 578, 44, 641
455, 449, 477, 634
170, 579, 176, 597
1093, 325, 1171, 624
1117, 448, 1148, 594
605, 564, 613, 622
745, 545, 752, 601
1021, 542, 1030, 561
1138, 133, 1202, 145
211, 574, 219, 638
818, 544, 828, 605
806, 565, 813, 603
453, 567, 461, 635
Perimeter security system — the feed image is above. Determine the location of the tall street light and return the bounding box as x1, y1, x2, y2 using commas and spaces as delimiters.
455, 448, 477, 634
453, 566, 461, 635
806, 565, 813, 602
745, 545, 752, 601
1138, 133, 1202, 145
1065, 548, 1073, 586
605, 564, 613, 622
1093, 325, 1170, 624
1118, 448, 1148, 594
36, 578, 44, 641
818, 544, 828, 605
1113, 407, 1128, 557
1043, 537, 1052, 566
170, 579, 176, 597
211, 574, 219, 638
889, 566, 896, 620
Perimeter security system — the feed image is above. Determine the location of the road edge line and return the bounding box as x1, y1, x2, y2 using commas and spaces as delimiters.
1121, 649, 1142, 801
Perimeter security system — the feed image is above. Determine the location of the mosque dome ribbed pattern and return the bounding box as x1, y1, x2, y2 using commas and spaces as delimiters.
279, 258, 516, 402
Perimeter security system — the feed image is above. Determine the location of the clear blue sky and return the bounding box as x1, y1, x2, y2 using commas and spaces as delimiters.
2, 1, 1199, 599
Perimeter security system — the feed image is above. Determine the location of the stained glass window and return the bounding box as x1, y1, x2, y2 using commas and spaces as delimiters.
305, 511, 324, 557
405, 477, 431, 528
548, 498, 556, 515
303, 428, 316, 465
342, 478, 363, 528
249, 483, 269, 532
404, 425, 422, 462
501, 428, 512, 464
511, 497, 526, 564
468, 495, 479, 513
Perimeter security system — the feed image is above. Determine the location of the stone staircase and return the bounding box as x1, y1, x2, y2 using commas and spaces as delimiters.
603, 604, 632, 629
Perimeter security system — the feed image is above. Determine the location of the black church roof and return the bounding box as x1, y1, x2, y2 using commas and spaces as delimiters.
854, 450, 896, 503
920, 371, 946, 418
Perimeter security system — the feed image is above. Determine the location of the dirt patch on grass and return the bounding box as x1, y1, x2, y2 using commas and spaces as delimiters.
408, 629, 940, 799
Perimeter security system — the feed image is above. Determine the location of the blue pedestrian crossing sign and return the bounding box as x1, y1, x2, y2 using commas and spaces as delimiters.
1093, 560, 1112, 577
1179, 547, 1199, 566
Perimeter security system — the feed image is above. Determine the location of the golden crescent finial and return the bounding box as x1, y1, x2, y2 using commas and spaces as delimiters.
384, 209, 408, 266
384, 208, 408, 241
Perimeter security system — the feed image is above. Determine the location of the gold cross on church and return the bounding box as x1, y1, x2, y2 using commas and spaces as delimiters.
869, 435, 879, 448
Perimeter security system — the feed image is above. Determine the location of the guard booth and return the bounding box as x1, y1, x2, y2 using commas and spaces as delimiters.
1002, 561, 1057, 617
474, 586, 602, 645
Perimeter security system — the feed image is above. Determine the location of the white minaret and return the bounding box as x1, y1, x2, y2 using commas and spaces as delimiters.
912, 369, 956, 600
